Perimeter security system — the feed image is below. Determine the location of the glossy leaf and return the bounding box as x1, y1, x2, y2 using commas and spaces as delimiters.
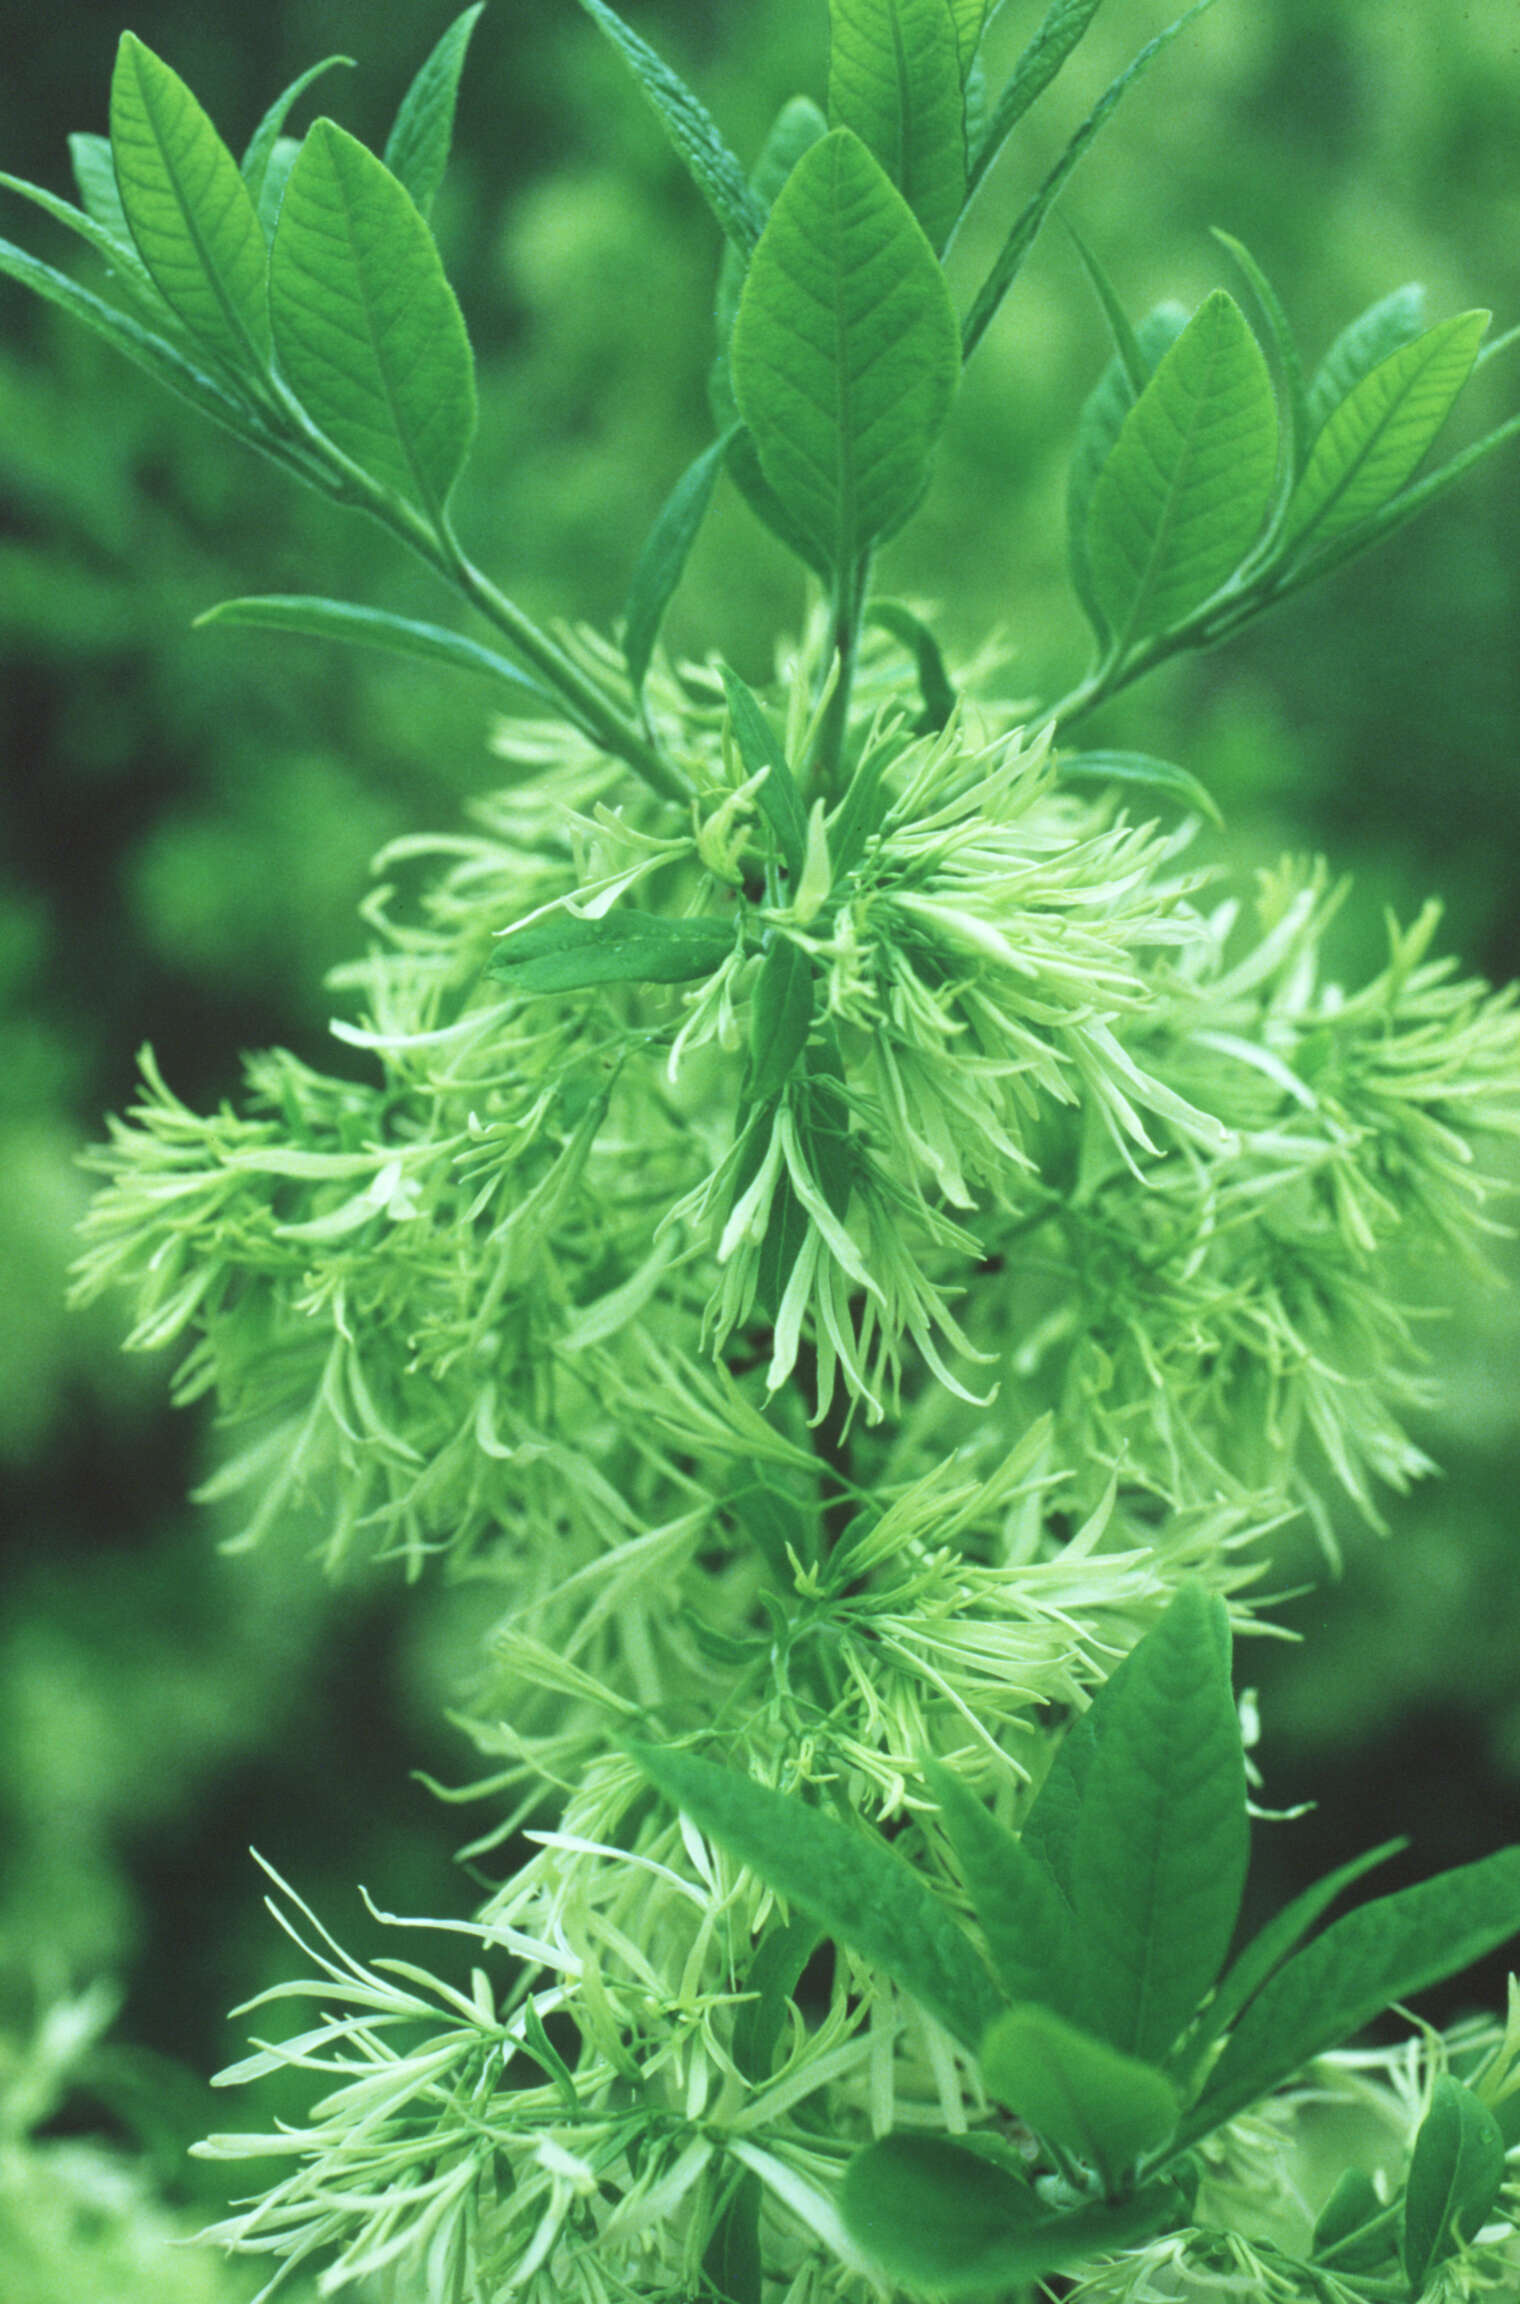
629, 1740, 1003, 2051
841, 2132, 1172, 2294
1281, 310, 1488, 555
731, 128, 959, 577
575, 0, 765, 259
1057, 750, 1222, 826
1183, 1845, 1520, 2144
714, 97, 828, 360
1068, 1583, 1247, 2061
866, 600, 956, 731
240, 56, 354, 208
1087, 289, 1277, 650
270, 120, 477, 517
747, 939, 815, 1103
1305, 281, 1426, 442
981, 2003, 1181, 2180
826, 0, 968, 253
970, 0, 1105, 190
110, 33, 270, 371
721, 666, 808, 880
946, 0, 994, 81
488, 913, 735, 994
0, 171, 167, 324
623, 429, 736, 700
193, 596, 557, 711
1271, 409, 1520, 595
1066, 302, 1187, 641
256, 138, 302, 240
67, 131, 133, 238
383, 5, 485, 218
924, 1760, 1073, 2011
1403, 2077, 1507, 2295
1213, 228, 1309, 497
962, 0, 1218, 361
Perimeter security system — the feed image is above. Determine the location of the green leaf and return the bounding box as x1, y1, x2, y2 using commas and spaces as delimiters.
1087, 289, 1277, 651
946, 0, 994, 81
720, 427, 833, 577
383, 5, 485, 219
1281, 310, 1488, 556
731, 128, 959, 578
924, 1761, 1073, 2011
971, 0, 1105, 191
714, 97, 828, 359
731, 1916, 822, 2080
841, 2132, 1173, 2295
1066, 302, 1187, 641
730, 1475, 815, 1584
1306, 282, 1427, 442
826, 0, 968, 254
488, 912, 736, 995
1403, 2077, 1508, 2295
866, 600, 956, 731
1183, 1846, 1520, 2144
628, 1741, 1003, 2051
1066, 221, 1146, 396
270, 119, 477, 518
1068, 1584, 1248, 2062
624, 430, 736, 701
574, 0, 765, 259
1267, 410, 1520, 600
110, 33, 271, 373
703, 2174, 763, 2304
1312, 2170, 1398, 2272
720, 666, 808, 881
240, 56, 355, 209
192, 596, 558, 712
0, 170, 168, 324
981, 2003, 1181, 2181
68, 131, 132, 238
256, 138, 302, 240
1056, 750, 1222, 826
1213, 229, 1309, 490
962, 0, 1218, 360
747, 939, 815, 1103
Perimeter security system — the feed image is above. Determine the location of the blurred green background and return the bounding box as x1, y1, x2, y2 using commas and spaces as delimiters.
3, 2, 1520, 2289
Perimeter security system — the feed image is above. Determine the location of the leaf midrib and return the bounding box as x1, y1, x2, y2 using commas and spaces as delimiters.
125, 44, 263, 369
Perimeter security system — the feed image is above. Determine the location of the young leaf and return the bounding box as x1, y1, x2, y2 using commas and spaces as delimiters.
1402, 2077, 1507, 2295
193, 596, 558, 712
574, 0, 765, 259
980, 2002, 1181, 2181
826, 0, 968, 254
731, 1916, 823, 2080
1066, 221, 1146, 397
1066, 302, 1187, 641
730, 128, 959, 578
623, 429, 737, 701
747, 939, 815, 1104
968, 0, 1105, 191
866, 600, 956, 731
1086, 289, 1277, 652
946, 0, 993, 82
1305, 281, 1427, 442
1213, 228, 1309, 494
0, 171, 168, 325
1280, 310, 1488, 556
256, 138, 302, 240
714, 97, 828, 360
1266, 409, 1520, 600
383, 4, 485, 218
269, 119, 477, 519
1312, 2170, 1398, 2272
924, 1760, 1073, 2012
67, 131, 133, 238
841, 2132, 1173, 2294
110, 33, 271, 373
488, 912, 736, 994
1056, 750, 1222, 826
240, 56, 355, 208
1182, 1845, 1520, 2144
628, 1741, 1004, 2051
721, 666, 808, 881
962, 0, 1218, 361
1068, 1582, 1248, 2062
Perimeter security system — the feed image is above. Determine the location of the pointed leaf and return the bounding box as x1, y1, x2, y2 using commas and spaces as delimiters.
841, 2133, 1172, 2296
1312, 2169, 1398, 2272
1306, 282, 1427, 442
1087, 289, 1277, 650
747, 939, 815, 1103
110, 33, 270, 372
946, 1, 994, 82
731, 127, 959, 577
714, 97, 828, 356
1268, 410, 1520, 600
270, 119, 476, 517
1020, 1703, 1103, 1907
68, 131, 132, 237
703, 2175, 763, 2304
1066, 302, 1187, 640
981, 2003, 1181, 2181
1281, 310, 1488, 555
1213, 229, 1308, 494
731, 1916, 823, 2080
193, 596, 557, 711
240, 56, 355, 208
1057, 749, 1221, 825
624, 429, 736, 700
574, 0, 765, 258
720, 425, 832, 577
1067, 222, 1146, 396
826, 0, 967, 253
1184, 1846, 1520, 2145
1069, 1584, 1248, 2061
0, 171, 169, 324
721, 666, 808, 881
629, 1741, 1003, 2051
962, 0, 1218, 360
1403, 2077, 1507, 2295
970, 0, 1105, 191
924, 1760, 1073, 2011
256, 138, 302, 239
488, 913, 735, 994
383, 5, 485, 218
866, 600, 956, 731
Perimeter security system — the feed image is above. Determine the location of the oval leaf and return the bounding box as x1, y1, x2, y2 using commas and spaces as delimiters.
731, 127, 959, 578
924, 1759, 1074, 2013
1403, 2076, 1507, 2295
488, 913, 735, 993
1305, 282, 1427, 443
1087, 289, 1278, 649
270, 119, 477, 518
1282, 309, 1489, 556
1066, 302, 1188, 641
827, 0, 968, 253
240, 56, 355, 208
383, 5, 485, 218
980, 2003, 1181, 2182
110, 33, 270, 372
